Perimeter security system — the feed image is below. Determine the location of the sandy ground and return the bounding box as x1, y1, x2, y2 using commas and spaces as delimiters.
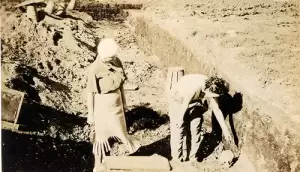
129, 0, 300, 171
2, 0, 298, 171
140, 0, 300, 118
0, 1, 231, 172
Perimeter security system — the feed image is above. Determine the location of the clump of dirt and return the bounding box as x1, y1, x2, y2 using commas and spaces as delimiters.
1, 9, 95, 111
1, 3, 156, 143
1, 0, 171, 162
1, 1, 239, 172
181, 1, 299, 19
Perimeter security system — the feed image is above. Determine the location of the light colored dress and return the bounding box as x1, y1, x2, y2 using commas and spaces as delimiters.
87, 57, 140, 162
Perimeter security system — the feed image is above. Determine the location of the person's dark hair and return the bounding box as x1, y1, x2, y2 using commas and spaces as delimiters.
205, 76, 230, 95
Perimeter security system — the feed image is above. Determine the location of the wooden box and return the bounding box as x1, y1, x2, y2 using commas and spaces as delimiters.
1, 88, 24, 130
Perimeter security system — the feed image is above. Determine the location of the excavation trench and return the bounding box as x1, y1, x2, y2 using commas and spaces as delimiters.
0, 2, 258, 172
126, 5, 300, 172
2, 1, 299, 172
1, 2, 240, 171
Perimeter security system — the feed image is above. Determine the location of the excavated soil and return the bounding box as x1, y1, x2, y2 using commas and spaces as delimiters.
128, 0, 300, 171
3, 0, 299, 171
139, 0, 300, 117
1, 1, 232, 172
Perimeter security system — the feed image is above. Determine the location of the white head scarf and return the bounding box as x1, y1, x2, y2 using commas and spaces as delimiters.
97, 38, 119, 63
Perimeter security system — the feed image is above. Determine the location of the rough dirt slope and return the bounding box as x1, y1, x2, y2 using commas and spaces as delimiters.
0, 0, 277, 171
1, 2, 172, 171
126, 0, 300, 171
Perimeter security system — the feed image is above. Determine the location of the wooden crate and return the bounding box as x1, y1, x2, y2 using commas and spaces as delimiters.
1, 88, 25, 130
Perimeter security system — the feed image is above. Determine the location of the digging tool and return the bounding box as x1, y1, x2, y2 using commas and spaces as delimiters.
103, 154, 171, 171
124, 83, 139, 91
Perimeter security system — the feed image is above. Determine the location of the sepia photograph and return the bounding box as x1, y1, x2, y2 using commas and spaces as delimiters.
1, 0, 299, 171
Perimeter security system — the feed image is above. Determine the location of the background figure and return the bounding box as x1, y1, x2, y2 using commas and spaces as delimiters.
86, 38, 141, 172
168, 74, 239, 162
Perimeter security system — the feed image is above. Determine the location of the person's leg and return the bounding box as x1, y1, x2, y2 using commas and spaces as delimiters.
181, 122, 190, 161
170, 116, 184, 161
189, 117, 203, 160
169, 100, 187, 161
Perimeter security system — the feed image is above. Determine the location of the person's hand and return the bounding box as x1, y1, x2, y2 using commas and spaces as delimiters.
87, 114, 94, 125
89, 126, 95, 142
223, 134, 240, 158
231, 145, 241, 158
223, 131, 233, 143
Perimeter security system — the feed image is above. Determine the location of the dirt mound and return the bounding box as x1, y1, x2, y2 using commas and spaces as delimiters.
1, 0, 169, 146
131, 0, 300, 171
1, 1, 240, 171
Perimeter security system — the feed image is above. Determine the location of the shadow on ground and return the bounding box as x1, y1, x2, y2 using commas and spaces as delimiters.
18, 102, 87, 134
2, 64, 94, 172
75, 3, 143, 22
5, 64, 87, 135
131, 136, 172, 160
124, 105, 171, 158
9, 64, 71, 103
125, 105, 169, 134
1, 130, 93, 172
76, 5, 126, 22
196, 92, 243, 162
130, 92, 243, 163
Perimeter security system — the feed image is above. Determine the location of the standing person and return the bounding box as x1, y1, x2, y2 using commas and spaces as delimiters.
168, 74, 238, 162
86, 38, 141, 172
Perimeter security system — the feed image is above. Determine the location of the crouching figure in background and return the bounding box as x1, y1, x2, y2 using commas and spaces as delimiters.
86, 38, 141, 172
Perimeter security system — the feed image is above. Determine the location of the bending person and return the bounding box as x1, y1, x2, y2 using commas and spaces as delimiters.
168, 74, 238, 162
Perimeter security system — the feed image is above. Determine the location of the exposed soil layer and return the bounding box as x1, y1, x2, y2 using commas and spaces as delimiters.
134, 0, 300, 117
3, 0, 299, 171
0, 1, 238, 172
127, 0, 300, 171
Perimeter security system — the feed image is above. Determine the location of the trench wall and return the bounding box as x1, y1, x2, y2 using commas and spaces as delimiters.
128, 13, 300, 172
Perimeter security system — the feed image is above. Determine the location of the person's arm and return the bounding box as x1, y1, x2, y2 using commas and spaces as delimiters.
208, 98, 232, 142
114, 57, 128, 81
209, 97, 241, 157
120, 85, 127, 110
86, 69, 95, 125
86, 92, 94, 124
